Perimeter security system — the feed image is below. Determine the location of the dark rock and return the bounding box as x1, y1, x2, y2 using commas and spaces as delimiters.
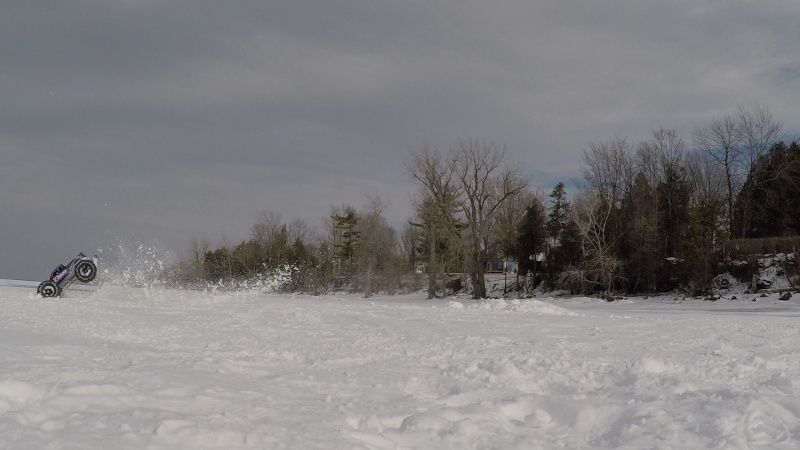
730, 296, 738, 300
760, 293, 768, 298
446, 278, 463, 292
752, 298, 757, 302
779, 292, 792, 301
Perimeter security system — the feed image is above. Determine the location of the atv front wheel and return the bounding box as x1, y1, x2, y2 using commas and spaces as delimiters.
74, 260, 97, 283
37, 280, 61, 298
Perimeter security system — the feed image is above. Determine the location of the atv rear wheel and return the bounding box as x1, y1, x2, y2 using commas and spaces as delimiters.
74, 260, 97, 283
37, 280, 61, 298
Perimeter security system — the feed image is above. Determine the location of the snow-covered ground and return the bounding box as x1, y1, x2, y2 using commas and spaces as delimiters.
1, 281, 799, 449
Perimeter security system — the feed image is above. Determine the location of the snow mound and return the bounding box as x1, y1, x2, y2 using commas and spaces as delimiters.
629, 356, 677, 376
460, 298, 578, 315
0, 380, 45, 414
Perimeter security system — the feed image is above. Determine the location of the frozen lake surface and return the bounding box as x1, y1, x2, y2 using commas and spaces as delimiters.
1, 281, 799, 449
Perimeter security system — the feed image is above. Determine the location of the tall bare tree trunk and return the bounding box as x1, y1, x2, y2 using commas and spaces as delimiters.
427, 226, 437, 299
452, 139, 527, 299
364, 263, 373, 298
470, 237, 486, 298
725, 159, 735, 235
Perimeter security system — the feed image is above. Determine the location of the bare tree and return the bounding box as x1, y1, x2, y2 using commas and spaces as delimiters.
189, 237, 210, 280
231, 241, 256, 277
356, 197, 398, 297
636, 129, 686, 184
491, 187, 540, 290
219, 236, 235, 278
452, 138, 527, 298
493, 187, 538, 258
251, 210, 290, 267
576, 137, 637, 293
252, 211, 283, 246
734, 104, 783, 237
286, 218, 312, 245
695, 104, 784, 237
399, 222, 420, 271
682, 151, 729, 294
685, 151, 726, 208
694, 111, 742, 234
737, 103, 783, 168
582, 137, 635, 202
569, 192, 622, 294
407, 145, 461, 299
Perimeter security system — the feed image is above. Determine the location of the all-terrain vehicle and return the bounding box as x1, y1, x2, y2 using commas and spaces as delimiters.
37, 253, 98, 297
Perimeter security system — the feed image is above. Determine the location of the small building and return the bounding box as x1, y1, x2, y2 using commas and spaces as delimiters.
486, 257, 521, 274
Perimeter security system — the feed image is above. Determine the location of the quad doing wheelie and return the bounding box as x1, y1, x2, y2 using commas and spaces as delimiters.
37, 253, 98, 297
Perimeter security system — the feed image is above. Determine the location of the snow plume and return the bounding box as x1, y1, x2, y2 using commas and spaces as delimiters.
100, 241, 174, 288
94, 240, 298, 297
204, 264, 297, 295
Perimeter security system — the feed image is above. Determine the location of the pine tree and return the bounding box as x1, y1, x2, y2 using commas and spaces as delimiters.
656, 166, 691, 290
543, 182, 579, 288
412, 190, 463, 298
619, 172, 659, 292
681, 196, 725, 295
657, 166, 690, 258
331, 207, 360, 285
545, 182, 570, 242
736, 141, 800, 237
513, 201, 547, 281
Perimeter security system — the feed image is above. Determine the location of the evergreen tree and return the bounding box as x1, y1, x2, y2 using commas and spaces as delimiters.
655, 166, 691, 290
736, 141, 800, 237
619, 172, 659, 292
657, 166, 691, 258
681, 196, 725, 295
331, 207, 360, 285
558, 219, 583, 269
203, 248, 232, 281
231, 240, 261, 278
412, 191, 463, 298
546, 182, 570, 242
513, 201, 547, 283
543, 182, 581, 288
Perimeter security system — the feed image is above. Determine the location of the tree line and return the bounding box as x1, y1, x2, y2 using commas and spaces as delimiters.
168, 104, 799, 298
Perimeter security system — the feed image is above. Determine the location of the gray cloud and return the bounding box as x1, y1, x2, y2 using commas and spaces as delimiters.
2, 0, 799, 279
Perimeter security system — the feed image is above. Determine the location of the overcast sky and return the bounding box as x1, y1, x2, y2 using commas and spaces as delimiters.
2, 0, 799, 279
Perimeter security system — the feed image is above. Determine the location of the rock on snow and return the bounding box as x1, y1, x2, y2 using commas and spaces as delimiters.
1, 282, 799, 449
